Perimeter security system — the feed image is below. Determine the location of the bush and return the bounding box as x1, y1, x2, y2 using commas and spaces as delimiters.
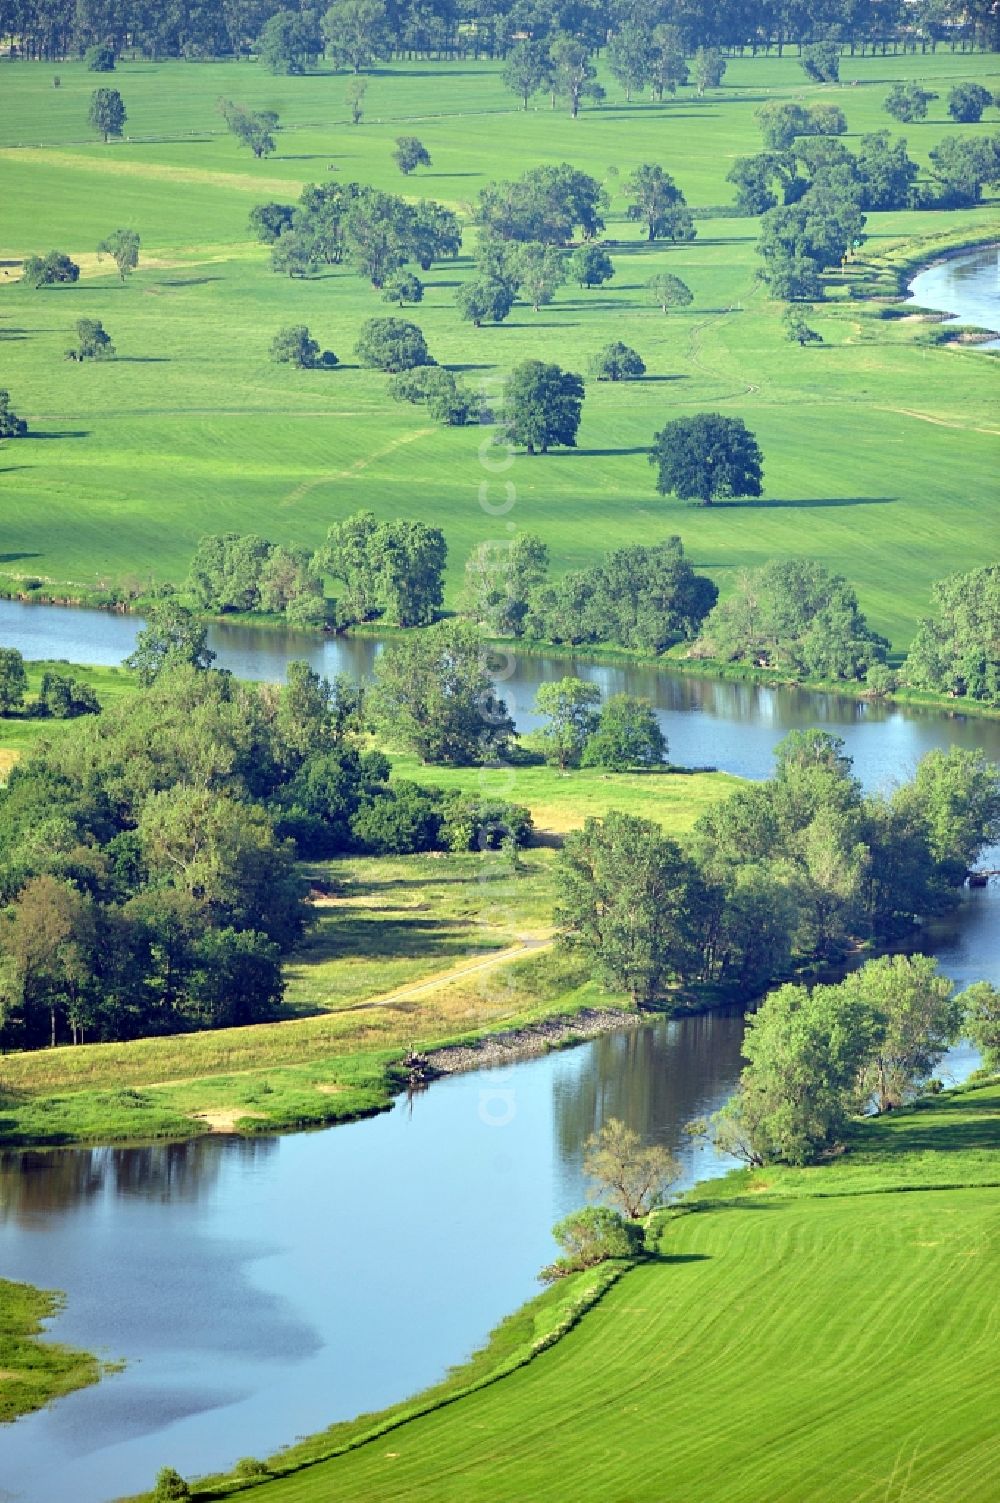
439, 795, 534, 852
540, 1206, 644, 1283
66, 317, 115, 362
589, 341, 646, 381
21, 250, 80, 288
387, 366, 480, 425
153, 1469, 191, 1502
85, 43, 115, 71
350, 782, 443, 854
270, 324, 336, 369
234, 1458, 271, 1479
354, 317, 431, 372
0, 389, 28, 438
393, 135, 431, 174
36, 672, 101, 719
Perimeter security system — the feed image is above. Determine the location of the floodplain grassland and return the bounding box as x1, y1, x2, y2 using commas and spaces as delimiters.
0, 52, 998, 650
0, 1277, 102, 1424
0, 763, 737, 1146
130, 1080, 1000, 1503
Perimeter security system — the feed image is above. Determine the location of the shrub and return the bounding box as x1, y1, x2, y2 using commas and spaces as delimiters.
22, 250, 80, 288
350, 782, 443, 854
36, 672, 101, 718
589, 341, 646, 381
270, 324, 337, 369
153, 1469, 191, 1502
540, 1206, 644, 1282
354, 317, 431, 372
439, 795, 534, 852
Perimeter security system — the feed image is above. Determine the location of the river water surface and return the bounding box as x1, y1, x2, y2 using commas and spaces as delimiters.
907, 240, 1000, 347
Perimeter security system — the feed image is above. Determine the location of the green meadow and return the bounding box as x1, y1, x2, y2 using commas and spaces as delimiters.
0, 1278, 102, 1423
1, 51, 998, 650
142, 1081, 1000, 1503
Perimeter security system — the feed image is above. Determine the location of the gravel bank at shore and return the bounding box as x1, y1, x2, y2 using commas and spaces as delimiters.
424, 1008, 639, 1075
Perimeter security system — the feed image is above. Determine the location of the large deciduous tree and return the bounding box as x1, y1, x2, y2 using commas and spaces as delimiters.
88, 86, 126, 142
503, 360, 584, 454
650, 412, 763, 505
625, 164, 695, 243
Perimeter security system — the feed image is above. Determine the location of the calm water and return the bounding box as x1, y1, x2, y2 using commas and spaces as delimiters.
1, 584, 998, 1499
2, 596, 999, 787
907, 242, 1000, 348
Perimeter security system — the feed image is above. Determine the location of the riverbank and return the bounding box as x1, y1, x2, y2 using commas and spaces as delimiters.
0, 1279, 104, 1425
125, 1078, 1000, 1501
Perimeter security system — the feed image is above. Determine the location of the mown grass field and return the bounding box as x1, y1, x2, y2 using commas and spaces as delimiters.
0, 764, 736, 1146
1, 52, 998, 649
166, 1081, 1000, 1503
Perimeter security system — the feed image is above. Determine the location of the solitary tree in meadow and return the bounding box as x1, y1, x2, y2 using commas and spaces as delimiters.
0, 389, 28, 437
88, 87, 127, 143
97, 228, 140, 281
569, 244, 613, 288
503, 39, 550, 109
783, 308, 823, 346
22, 250, 80, 287
589, 341, 646, 380
346, 77, 367, 123
549, 34, 604, 117
647, 273, 692, 314
651, 413, 763, 505
503, 360, 585, 454
220, 99, 278, 158
625, 164, 695, 243
393, 135, 431, 174
67, 318, 116, 360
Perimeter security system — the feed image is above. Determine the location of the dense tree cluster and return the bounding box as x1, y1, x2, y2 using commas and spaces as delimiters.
6, 1, 997, 64
906, 566, 1000, 705
0, 642, 532, 1049
320, 510, 446, 627
251, 181, 460, 287
556, 732, 1000, 1010
186, 532, 326, 625
710, 952, 974, 1165
695, 558, 890, 681
474, 164, 606, 245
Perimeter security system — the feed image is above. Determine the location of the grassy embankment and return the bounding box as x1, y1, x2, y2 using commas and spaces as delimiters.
0, 759, 738, 1147
0, 1278, 103, 1424
0, 53, 998, 652
122, 1078, 1000, 1502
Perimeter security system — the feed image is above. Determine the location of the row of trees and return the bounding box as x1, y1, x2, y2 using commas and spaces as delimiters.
555, 731, 1000, 1007
709, 954, 999, 1165
11, 1, 995, 65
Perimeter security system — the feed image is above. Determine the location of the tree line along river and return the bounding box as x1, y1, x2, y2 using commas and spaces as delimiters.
0, 592, 997, 1501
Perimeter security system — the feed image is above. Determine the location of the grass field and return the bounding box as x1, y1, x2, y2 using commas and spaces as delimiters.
163, 1081, 1000, 1503
0, 763, 736, 1146
0, 1277, 101, 1424
1, 52, 998, 649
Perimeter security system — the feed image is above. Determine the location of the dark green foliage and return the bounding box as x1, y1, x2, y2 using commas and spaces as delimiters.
580, 695, 667, 772
66, 317, 115, 361
270, 230, 320, 278
556, 812, 703, 1004
515, 242, 567, 311
928, 134, 1000, 205
650, 24, 688, 100
321, 511, 446, 627
186, 532, 325, 624
801, 41, 840, 82
474, 164, 605, 245
607, 23, 653, 102
624, 164, 695, 244
322, 0, 388, 73
185, 928, 284, 1028
549, 34, 604, 116
354, 316, 431, 371
0, 389, 28, 437
273, 746, 389, 855
219, 98, 277, 157
782, 309, 822, 345
906, 566, 1000, 705
854, 132, 919, 210
439, 794, 534, 853
370, 621, 514, 765
153, 1467, 191, 1500
947, 82, 993, 122
382, 271, 423, 306
456, 275, 516, 326
589, 342, 646, 381
756, 170, 866, 296
393, 135, 431, 173
727, 152, 794, 215
651, 412, 763, 505
0, 649, 28, 713
569, 245, 614, 289
503, 360, 584, 454
22, 250, 79, 288
85, 43, 115, 70
756, 100, 845, 151
963, 982, 1000, 1071
124, 603, 217, 684
462, 533, 549, 637
256, 8, 320, 73
352, 780, 444, 854
697, 558, 888, 680
249, 201, 295, 243
540, 1206, 643, 1282
884, 81, 936, 123
503, 39, 550, 108
36, 672, 101, 719
88, 86, 126, 142
270, 324, 336, 369
388, 366, 479, 425
526, 537, 716, 654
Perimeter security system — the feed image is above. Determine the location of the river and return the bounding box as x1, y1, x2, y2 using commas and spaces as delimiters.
907, 240, 1000, 348
0, 599, 998, 1499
